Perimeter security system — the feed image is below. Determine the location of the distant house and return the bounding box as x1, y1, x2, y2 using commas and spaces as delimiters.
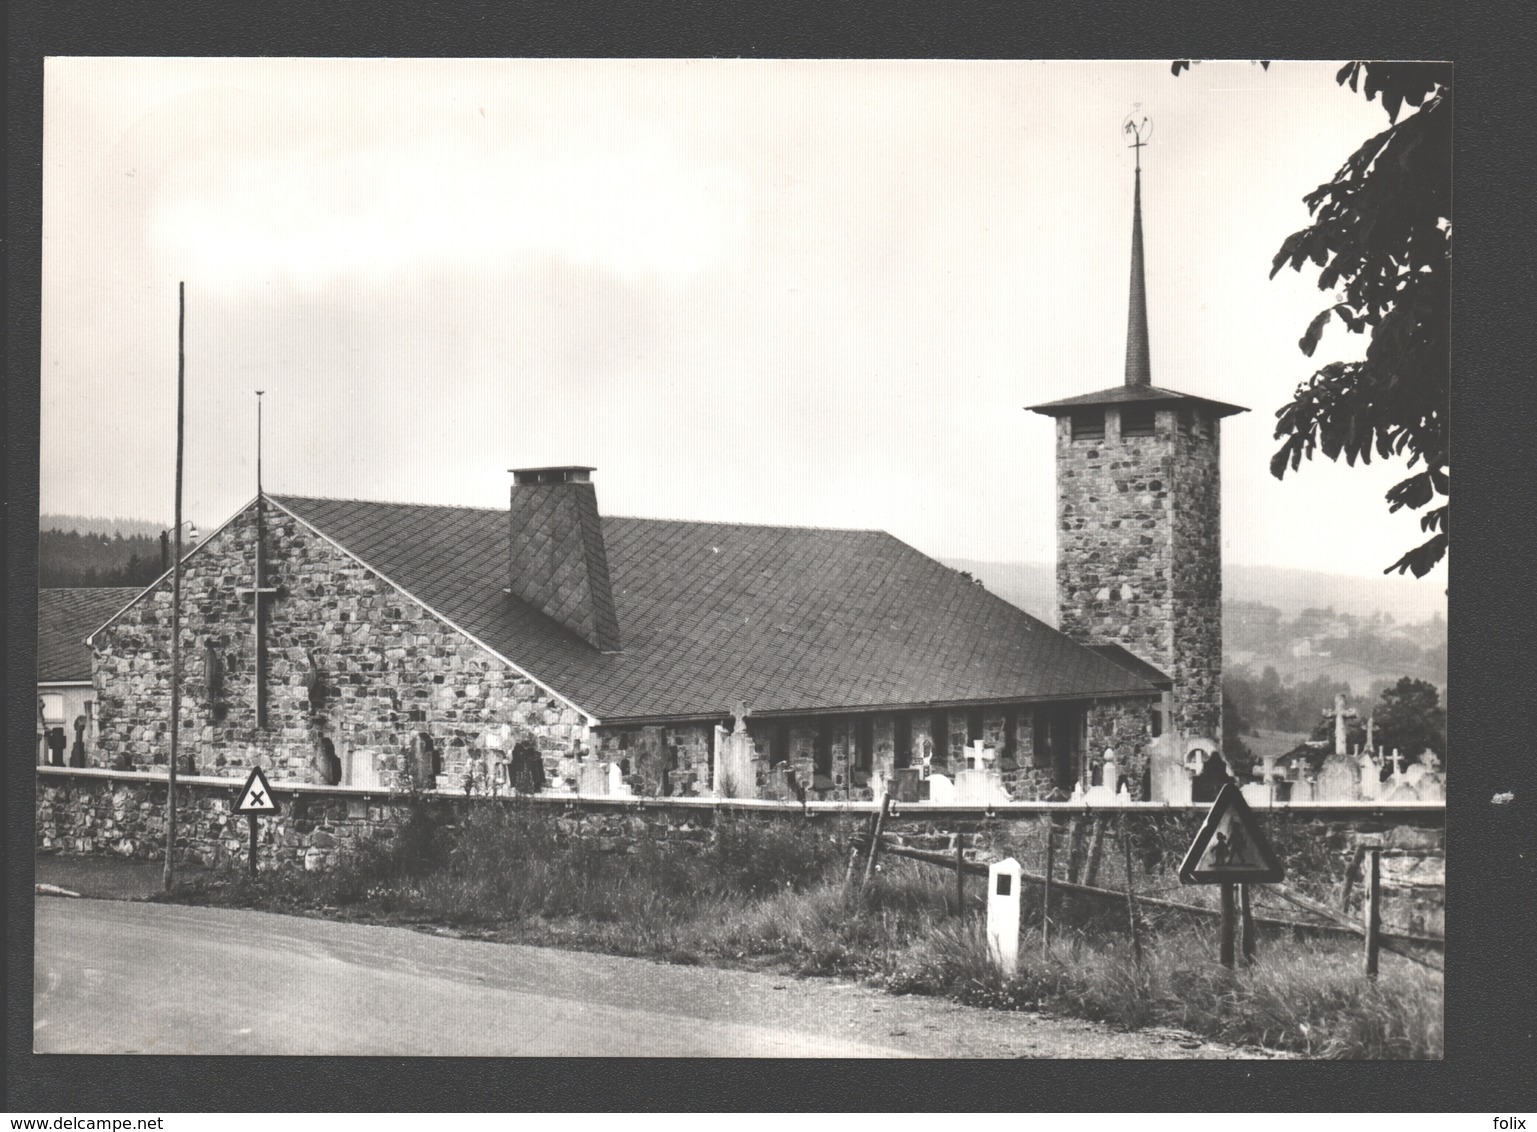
36, 588, 141, 764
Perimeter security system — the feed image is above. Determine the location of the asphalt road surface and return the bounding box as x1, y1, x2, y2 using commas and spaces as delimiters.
34, 897, 1277, 1057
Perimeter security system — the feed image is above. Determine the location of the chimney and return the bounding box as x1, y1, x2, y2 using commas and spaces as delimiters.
506, 466, 622, 653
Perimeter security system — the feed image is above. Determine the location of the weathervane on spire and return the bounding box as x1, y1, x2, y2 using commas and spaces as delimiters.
1122, 109, 1154, 172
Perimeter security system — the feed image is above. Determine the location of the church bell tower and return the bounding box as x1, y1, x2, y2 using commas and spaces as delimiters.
1026, 116, 1245, 743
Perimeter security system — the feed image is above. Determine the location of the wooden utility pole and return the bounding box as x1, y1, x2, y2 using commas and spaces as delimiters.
1363, 848, 1382, 977
163, 282, 185, 894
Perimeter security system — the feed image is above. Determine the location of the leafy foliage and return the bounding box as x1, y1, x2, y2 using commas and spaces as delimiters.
1372, 676, 1446, 763
1266, 63, 1452, 577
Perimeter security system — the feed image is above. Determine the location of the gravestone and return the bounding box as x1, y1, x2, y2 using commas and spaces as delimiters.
927, 772, 955, 803
1150, 731, 1192, 805
347, 747, 380, 790
1085, 747, 1120, 805
1315, 749, 1360, 802
608, 760, 633, 797
46, 726, 67, 767
509, 741, 546, 795
714, 707, 758, 799
892, 766, 923, 804
69, 716, 88, 768
315, 736, 342, 786
577, 755, 607, 796
410, 732, 438, 790
1240, 781, 1272, 808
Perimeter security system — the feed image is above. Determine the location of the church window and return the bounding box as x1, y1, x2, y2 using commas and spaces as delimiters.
814, 718, 832, 778
1120, 404, 1156, 437
1177, 407, 1193, 436
853, 715, 873, 772
893, 714, 912, 768
1003, 709, 1018, 763
930, 709, 950, 765
771, 721, 790, 765
1070, 409, 1105, 441
966, 708, 984, 745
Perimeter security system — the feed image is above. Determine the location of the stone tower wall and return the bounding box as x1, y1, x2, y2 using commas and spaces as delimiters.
1055, 405, 1223, 746
1168, 411, 1223, 740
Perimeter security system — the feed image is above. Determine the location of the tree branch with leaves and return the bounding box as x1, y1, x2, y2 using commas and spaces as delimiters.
1177, 61, 1451, 577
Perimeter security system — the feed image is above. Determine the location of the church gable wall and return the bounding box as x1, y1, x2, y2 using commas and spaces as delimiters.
91, 500, 586, 789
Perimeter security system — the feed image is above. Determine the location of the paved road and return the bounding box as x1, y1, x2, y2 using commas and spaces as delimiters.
34, 898, 1276, 1057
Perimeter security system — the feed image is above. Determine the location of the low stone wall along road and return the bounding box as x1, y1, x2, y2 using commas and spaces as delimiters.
34, 897, 1281, 1058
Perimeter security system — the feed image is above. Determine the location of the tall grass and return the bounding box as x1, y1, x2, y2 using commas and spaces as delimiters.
168, 806, 1441, 1058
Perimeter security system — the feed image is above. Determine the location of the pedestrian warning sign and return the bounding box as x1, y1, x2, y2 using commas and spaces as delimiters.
1179, 783, 1283, 884
233, 766, 281, 815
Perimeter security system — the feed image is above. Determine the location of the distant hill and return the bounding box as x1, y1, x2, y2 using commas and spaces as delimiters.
943, 558, 1447, 627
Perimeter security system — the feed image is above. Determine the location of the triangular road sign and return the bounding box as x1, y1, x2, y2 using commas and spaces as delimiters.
1179, 782, 1283, 884
233, 766, 281, 816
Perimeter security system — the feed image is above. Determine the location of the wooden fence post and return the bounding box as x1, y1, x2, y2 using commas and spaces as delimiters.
1067, 816, 1087, 884
1240, 883, 1257, 964
1084, 817, 1106, 888
954, 835, 965, 917
1042, 818, 1055, 959
860, 792, 893, 893
1219, 882, 1236, 968
1121, 816, 1142, 967
1364, 848, 1381, 978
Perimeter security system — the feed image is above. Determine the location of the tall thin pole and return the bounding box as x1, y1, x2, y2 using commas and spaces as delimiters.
163, 282, 185, 893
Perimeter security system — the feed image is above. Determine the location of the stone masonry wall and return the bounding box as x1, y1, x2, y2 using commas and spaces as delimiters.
1168, 411, 1223, 740
1055, 406, 1223, 745
91, 497, 588, 791
1087, 698, 1157, 800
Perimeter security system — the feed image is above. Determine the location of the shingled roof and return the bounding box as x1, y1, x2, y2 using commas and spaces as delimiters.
270, 495, 1158, 723
1025, 382, 1247, 418
37, 588, 141, 683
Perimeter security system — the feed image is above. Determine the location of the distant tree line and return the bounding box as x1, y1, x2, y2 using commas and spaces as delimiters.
38, 529, 163, 588
1226, 665, 1446, 767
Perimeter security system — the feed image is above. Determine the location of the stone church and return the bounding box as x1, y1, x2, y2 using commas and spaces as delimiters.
80, 157, 1242, 803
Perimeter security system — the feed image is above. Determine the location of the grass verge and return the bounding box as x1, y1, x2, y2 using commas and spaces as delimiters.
160, 803, 1441, 1058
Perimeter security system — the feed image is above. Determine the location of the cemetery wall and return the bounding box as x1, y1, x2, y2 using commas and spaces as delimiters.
36, 765, 1445, 932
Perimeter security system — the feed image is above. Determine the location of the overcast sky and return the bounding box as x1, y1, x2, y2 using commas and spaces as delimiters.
41, 58, 1446, 596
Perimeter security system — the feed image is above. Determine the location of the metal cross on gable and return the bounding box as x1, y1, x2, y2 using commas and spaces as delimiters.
236, 392, 280, 728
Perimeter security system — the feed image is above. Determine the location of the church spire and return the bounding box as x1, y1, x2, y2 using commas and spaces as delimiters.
1123, 114, 1152, 388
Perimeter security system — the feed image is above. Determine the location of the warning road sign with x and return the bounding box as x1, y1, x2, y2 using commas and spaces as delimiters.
233, 766, 281, 815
